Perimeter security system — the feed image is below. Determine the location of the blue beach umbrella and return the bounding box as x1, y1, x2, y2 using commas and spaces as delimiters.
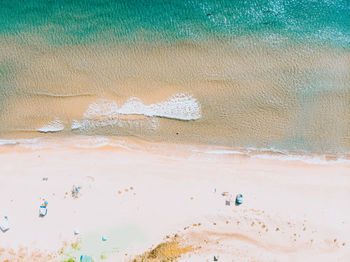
235, 194, 243, 205
80, 255, 92, 262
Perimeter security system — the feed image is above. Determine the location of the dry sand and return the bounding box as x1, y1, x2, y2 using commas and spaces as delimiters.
0, 138, 349, 261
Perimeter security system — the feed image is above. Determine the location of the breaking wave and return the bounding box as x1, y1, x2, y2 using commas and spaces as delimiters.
71, 94, 201, 131
83, 93, 201, 120
37, 118, 64, 133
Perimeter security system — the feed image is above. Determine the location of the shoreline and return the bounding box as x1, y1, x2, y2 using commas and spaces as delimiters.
0, 135, 350, 165
1, 40, 349, 155
0, 137, 349, 261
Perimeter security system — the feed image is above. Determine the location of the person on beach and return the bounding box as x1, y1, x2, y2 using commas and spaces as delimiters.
72, 185, 80, 198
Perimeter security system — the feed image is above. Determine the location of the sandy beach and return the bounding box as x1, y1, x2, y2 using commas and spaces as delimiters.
0, 138, 349, 261
1, 1, 349, 261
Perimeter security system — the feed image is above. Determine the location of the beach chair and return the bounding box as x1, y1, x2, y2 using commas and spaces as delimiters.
80, 255, 92, 262
235, 194, 243, 205
39, 206, 47, 216
0, 216, 9, 232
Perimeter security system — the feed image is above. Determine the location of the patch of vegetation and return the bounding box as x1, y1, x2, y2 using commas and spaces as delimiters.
62, 258, 75, 262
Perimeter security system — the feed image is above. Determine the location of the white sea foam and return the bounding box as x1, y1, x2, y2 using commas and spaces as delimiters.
73, 137, 111, 149
0, 140, 18, 145
194, 149, 246, 155
0, 138, 41, 146
84, 93, 201, 120
0, 138, 50, 150
71, 117, 159, 132
195, 147, 350, 165
37, 118, 64, 133
251, 153, 350, 165
71, 94, 201, 131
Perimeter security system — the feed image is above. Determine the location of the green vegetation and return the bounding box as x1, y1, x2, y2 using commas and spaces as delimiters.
62, 258, 75, 262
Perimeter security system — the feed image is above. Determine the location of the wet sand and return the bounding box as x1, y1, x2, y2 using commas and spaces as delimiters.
1, 40, 349, 153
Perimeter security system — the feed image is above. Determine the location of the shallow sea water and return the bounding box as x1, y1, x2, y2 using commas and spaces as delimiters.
0, 0, 349, 154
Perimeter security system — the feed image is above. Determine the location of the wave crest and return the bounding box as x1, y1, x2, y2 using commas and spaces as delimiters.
83, 93, 201, 120
71, 93, 201, 131
37, 118, 64, 133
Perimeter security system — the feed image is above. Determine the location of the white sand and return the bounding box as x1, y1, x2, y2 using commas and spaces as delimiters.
0, 139, 349, 261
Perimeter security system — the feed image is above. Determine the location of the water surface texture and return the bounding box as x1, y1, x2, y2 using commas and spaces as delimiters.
0, 0, 349, 154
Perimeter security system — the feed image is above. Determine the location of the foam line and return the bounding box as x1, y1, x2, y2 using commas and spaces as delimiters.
37, 118, 64, 133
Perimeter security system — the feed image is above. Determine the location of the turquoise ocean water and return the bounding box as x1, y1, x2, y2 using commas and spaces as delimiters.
0, 0, 349, 154
1, 0, 349, 45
